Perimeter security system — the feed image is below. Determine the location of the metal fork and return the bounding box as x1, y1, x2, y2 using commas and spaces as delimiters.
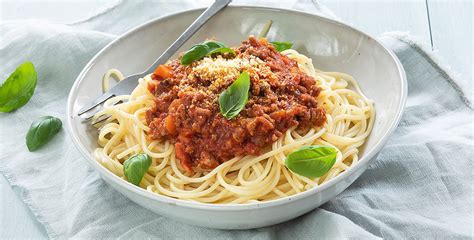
77, 0, 232, 117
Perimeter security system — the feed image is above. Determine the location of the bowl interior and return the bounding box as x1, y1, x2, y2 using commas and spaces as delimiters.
68, 6, 405, 205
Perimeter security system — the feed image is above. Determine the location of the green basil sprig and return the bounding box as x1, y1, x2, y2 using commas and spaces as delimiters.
208, 47, 235, 55
181, 41, 236, 65
285, 146, 337, 178
271, 41, 293, 52
26, 116, 62, 151
219, 71, 250, 120
204, 41, 226, 49
0, 62, 37, 112
258, 20, 273, 38
123, 153, 152, 186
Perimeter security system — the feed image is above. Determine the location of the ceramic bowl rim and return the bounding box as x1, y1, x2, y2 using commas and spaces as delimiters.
66, 5, 407, 211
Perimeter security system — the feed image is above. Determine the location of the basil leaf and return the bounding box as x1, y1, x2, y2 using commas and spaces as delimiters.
271, 41, 293, 52
0, 62, 37, 112
208, 47, 236, 56
26, 116, 62, 151
181, 41, 234, 65
181, 44, 209, 65
203, 41, 226, 50
204, 41, 235, 56
219, 71, 250, 119
285, 146, 337, 178
123, 153, 151, 186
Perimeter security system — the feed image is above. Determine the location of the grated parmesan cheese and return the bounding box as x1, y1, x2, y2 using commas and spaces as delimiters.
192, 55, 274, 92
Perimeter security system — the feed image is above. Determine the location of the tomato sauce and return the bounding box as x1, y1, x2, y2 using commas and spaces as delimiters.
146, 37, 326, 173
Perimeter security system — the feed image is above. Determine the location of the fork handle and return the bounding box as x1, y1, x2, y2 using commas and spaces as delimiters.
145, 0, 232, 74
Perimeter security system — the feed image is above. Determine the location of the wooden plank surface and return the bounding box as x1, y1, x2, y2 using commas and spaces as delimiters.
319, 0, 432, 43
428, 0, 473, 86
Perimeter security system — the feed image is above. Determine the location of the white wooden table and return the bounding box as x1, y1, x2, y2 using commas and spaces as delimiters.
0, 0, 472, 238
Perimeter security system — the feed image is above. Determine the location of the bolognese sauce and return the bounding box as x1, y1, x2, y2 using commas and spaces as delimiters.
145, 36, 326, 173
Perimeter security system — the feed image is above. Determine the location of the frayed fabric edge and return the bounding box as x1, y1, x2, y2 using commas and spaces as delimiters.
379, 31, 473, 110
69, 0, 124, 26
0, 161, 59, 239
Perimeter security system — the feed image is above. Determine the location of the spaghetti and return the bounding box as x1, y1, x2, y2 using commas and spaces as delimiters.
92, 44, 375, 204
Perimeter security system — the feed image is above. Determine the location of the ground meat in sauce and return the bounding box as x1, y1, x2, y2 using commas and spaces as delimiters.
146, 36, 326, 173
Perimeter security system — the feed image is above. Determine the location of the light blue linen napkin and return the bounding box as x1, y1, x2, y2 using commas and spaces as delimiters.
0, 0, 472, 239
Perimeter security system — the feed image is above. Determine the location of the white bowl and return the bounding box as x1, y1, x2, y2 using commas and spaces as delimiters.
67, 6, 407, 229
